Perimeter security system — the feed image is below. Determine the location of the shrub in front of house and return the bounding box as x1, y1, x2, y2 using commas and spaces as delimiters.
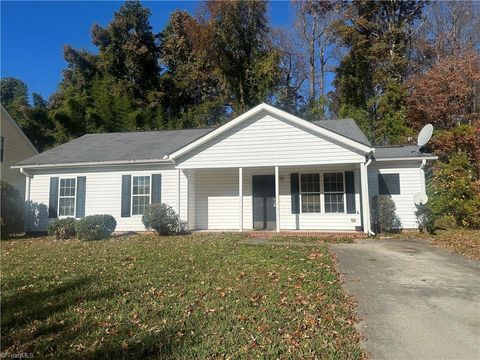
142, 203, 186, 235
48, 217, 77, 239
0, 180, 24, 239
415, 205, 436, 234
75, 214, 117, 240
370, 195, 402, 234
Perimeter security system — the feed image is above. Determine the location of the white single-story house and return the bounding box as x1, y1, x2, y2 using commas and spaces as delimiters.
14, 103, 436, 235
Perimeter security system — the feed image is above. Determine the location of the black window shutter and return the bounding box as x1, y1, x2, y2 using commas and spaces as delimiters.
379, 174, 400, 195
48, 177, 59, 218
290, 173, 300, 214
151, 174, 162, 204
76, 176, 86, 218
121, 175, 131, 217
345, 171, 356, 214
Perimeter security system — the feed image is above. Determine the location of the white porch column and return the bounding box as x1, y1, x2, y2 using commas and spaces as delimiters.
184, 170, 189, 227
360, 163, 370, 234
176, 169, 181, 216
275, 166, 280, 232
239, 167, 243, 232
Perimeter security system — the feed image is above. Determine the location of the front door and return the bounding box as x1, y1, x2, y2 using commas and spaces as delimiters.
252, 175, 276, 230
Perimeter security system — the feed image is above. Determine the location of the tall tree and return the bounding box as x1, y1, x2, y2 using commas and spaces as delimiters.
159, 10, 226, 127
91, 0, 161, 102
0, 78, 29, 122
0, 78, 55, 151
52, 1, 165, 140
271, 27, 307, 113
411, 1, 480, 73
294, 0, 337, 115
334, 0, 425, 144
197, 0, 281, 113
407, 49, 480, 130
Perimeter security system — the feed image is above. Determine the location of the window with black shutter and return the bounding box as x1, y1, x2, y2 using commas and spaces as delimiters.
378, 174, 400, 195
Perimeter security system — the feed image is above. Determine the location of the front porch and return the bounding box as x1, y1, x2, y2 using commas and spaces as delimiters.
192, 229, 367, 238
178, 164, 372, 234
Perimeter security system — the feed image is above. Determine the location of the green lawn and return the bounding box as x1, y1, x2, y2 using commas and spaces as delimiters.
1, 234, 363, 359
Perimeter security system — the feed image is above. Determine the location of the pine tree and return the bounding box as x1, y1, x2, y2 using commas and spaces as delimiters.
334, 0, 425, 144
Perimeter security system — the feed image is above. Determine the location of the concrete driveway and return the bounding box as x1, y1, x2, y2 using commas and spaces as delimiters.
332, 239, 480, 360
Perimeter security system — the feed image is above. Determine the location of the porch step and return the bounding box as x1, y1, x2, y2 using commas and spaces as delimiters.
247, 231, 367, 238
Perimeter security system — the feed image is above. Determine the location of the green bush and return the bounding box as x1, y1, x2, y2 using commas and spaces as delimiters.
370, 195, 402, 234
415, 205, 436, 234
434, 214, 458, 230
428, 151, 480, 229
75, 215, 116, 240
142, 203, 186, 235
1, 181, 24, 239
48, 217, 77, 239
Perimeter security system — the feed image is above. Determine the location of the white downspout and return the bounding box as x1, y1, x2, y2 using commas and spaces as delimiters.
420, 159, 427, 194
20, 168, 31, 233
364, 156, 375, 236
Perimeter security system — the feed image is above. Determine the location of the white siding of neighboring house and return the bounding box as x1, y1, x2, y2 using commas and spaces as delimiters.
176, 111, 365, 169
0, 107, 38, 199
26, 165, 188, 232
193, 165, 362, 231
368, 161, 423, 229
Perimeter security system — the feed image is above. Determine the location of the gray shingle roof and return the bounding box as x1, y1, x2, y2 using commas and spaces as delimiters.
373, 145, 436, 159
17, 115, 433, 167
312, 119, 372, 146
16, 128, 213, 166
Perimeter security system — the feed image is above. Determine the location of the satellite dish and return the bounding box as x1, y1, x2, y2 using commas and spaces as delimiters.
417, 124, 433, 147
413, 192, 428, 205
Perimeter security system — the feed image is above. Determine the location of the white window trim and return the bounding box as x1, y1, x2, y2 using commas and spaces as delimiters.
299, 172, 322, 214
58, 177, 76, 218
324, 171, 346, 214
298, 171, 348, 215
131, 175, 152, 216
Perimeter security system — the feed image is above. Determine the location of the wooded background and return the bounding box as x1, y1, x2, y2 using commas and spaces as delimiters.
1, 0, 479, 228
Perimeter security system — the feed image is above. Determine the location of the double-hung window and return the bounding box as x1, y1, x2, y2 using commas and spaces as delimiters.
132, 176, 150, 215
300, 173, 321, 213
59, 178, 76, 216
324, 172, 345, 213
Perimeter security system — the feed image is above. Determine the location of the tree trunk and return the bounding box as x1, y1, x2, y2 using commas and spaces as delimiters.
309, 11, 317, 104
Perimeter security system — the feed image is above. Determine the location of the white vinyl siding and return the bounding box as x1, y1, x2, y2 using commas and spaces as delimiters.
176, 112, 365, 169
27, 165, 187, 232
194, 168, 239, 230
368, 161, 423, 229
0, 107, 38, 199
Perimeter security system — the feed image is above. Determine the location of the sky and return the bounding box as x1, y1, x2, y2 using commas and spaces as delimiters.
1, 1, 295, 101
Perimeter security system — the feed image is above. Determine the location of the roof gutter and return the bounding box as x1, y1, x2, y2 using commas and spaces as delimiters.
12, 158, 174, 170
374, 156, 438, 162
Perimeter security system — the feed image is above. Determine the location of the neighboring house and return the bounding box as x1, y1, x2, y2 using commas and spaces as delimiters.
1, 105, 38, 199
13, 103, 436, 234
